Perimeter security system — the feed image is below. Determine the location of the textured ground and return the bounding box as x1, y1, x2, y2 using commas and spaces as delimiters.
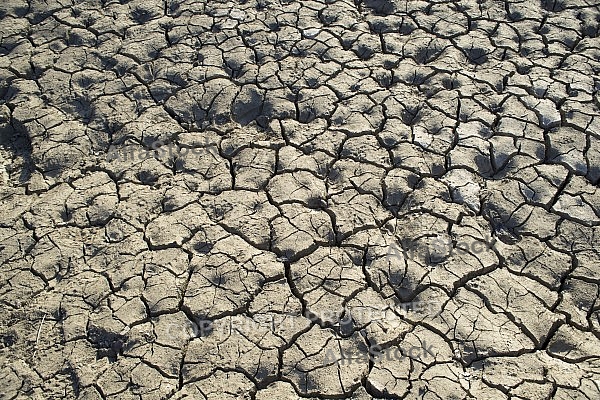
1, 0, 600, 399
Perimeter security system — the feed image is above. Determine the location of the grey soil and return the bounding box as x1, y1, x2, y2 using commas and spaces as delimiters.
1, 0, 600, 399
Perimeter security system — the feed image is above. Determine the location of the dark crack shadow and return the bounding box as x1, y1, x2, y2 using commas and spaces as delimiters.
362, 0, 396, 16
0, 110, 33, 184
65, 365, 81, 397
231, 87, 264, 126
87, 326, 128, 363
481, 203, 522, 245
463, 47, 489, 65
414, 44, 443, 65
541, 0, 565, 12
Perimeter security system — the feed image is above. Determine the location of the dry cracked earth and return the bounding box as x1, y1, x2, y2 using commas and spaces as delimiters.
1, 0, 600, 399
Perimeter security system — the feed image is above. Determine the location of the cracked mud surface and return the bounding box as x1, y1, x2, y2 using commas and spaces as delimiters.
1, 0, 600, 398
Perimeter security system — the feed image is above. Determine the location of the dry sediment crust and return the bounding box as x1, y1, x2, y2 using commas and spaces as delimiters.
1, 0, 600, 399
